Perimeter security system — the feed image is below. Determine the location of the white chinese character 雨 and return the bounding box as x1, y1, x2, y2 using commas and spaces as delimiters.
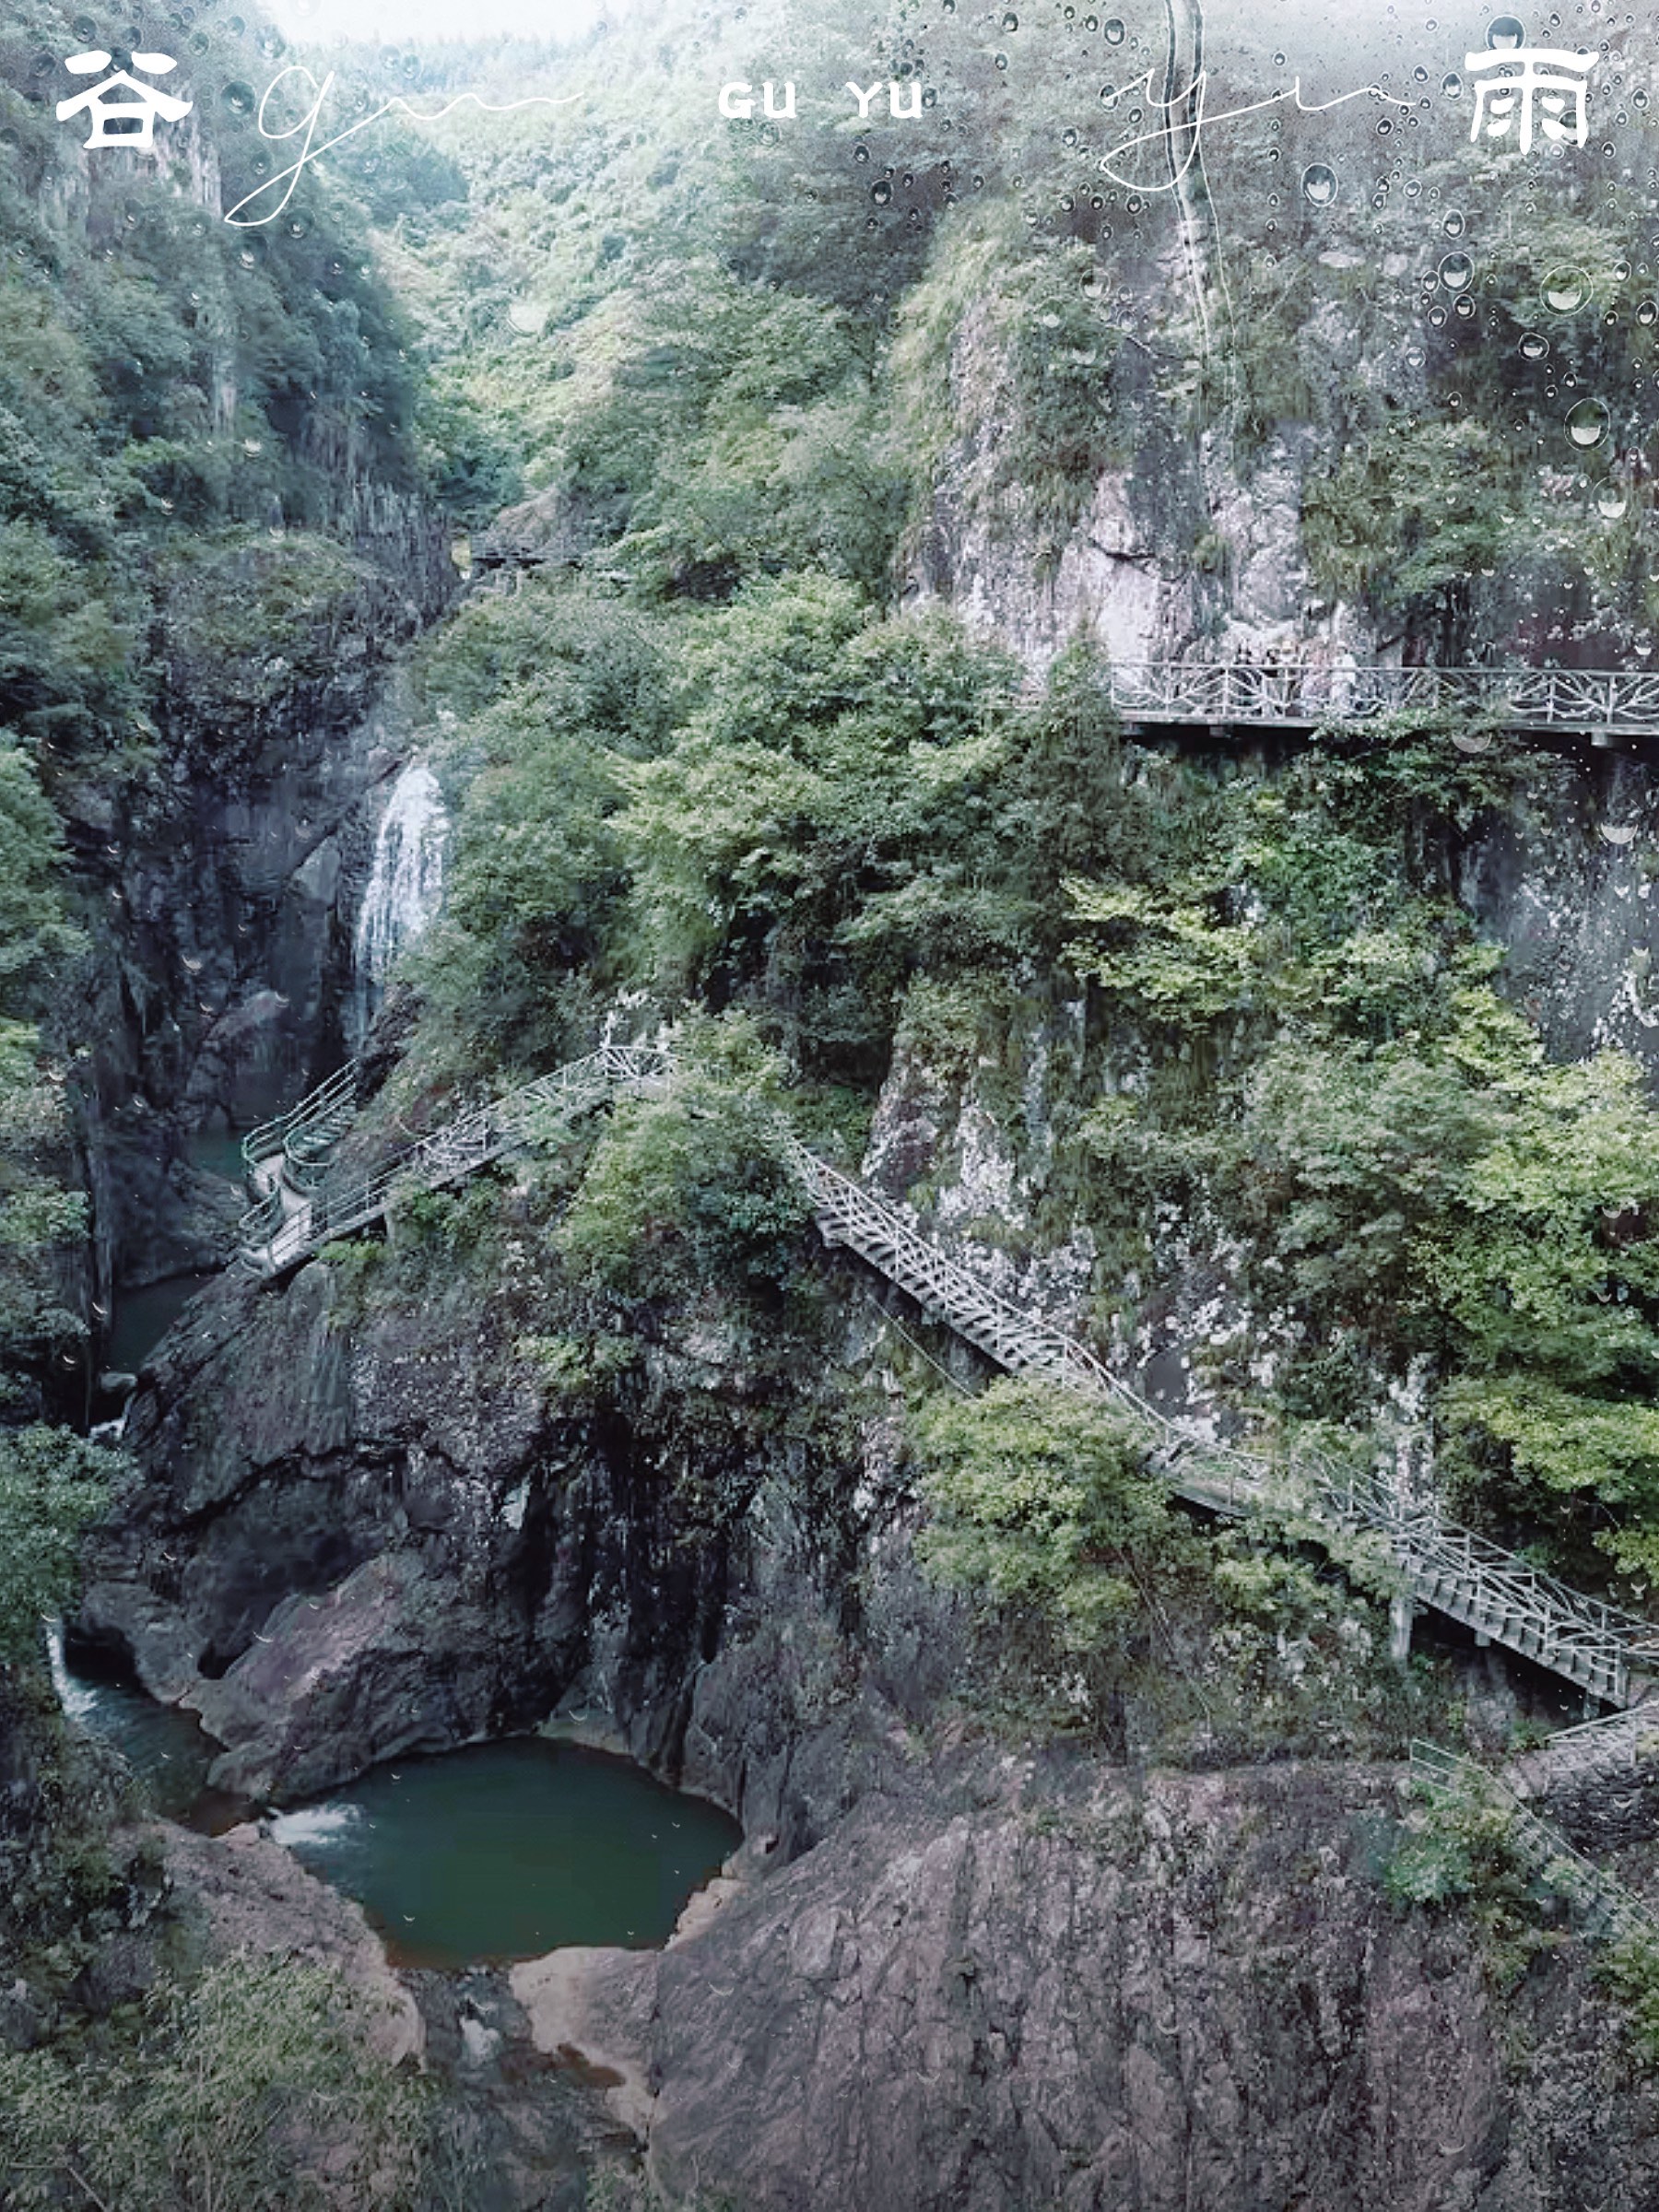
1465, 47, 1596, 155
56, 49, 193, 151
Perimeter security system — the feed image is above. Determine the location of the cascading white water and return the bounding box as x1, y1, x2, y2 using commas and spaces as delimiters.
43, 1617, 99, 1724
351, 759, 449, 1046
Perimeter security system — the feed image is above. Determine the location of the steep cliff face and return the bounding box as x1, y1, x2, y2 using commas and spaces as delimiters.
519, 1759, 1659, 2212
75, 631, 448, 1293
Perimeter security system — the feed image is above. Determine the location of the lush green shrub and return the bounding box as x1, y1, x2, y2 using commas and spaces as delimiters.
912, 1378, 1182, 1652
555, 1018, 809, 1302
0, 1951, 423, 2210
0, 1427, 114, 1663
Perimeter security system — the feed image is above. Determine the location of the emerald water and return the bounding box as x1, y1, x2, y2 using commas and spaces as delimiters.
269, 1737, 741, 1968
53, 1626, 740, 1966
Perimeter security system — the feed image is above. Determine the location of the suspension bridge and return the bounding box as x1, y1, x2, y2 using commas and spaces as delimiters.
236, 1043, 1659, 1903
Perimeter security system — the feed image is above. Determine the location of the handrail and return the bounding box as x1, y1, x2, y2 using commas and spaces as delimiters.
1409, 1739, 1658, 1942
232, 1043, 1656, 1711
241, 1063, 358, 1178
1104, 661, 1659, 739
237, 1043, 673, 1276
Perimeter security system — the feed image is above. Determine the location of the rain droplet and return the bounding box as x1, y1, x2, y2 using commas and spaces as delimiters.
73, 13, 97, 39
1597, 488, 1629, 520
1439, 253, 1474, 292
1566, 396, 1610, 449
1103, 17, 1124, 41
1542, 268, 1589, 313
1640, 300, 1658, 326
1441, 71, 1464, 96
1428, 304, 1448, 329
1443, 210, 1465, 238
871, 179, 892, 205
1519, 331, 1550, 360
1301, 163, 1338, 206
1454, 295, 1476, 320
1377, 117, 1394, 135
221, 80, 255, 116
1001, 8, 1018, 27
1487, 15, 1525, 47
994, 52, 1007, 69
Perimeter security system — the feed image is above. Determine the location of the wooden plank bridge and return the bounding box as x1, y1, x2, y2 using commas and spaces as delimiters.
1105, 662, 1659, 746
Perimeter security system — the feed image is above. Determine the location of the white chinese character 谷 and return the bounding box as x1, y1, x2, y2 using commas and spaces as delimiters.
1465, 47, 1595, 155
55, 49, 193, 151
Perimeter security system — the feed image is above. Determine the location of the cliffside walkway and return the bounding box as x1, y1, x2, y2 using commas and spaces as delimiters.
239, 1045, 1659, 1751
1409, 1742, 1657, 1941
236, 1042, 671, 1277
1107, 662, 1659, 746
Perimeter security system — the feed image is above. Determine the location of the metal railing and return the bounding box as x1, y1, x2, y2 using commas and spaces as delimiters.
236, 1043, 672, 1277
235, 1046, 1657, 1710
1105, 662, 1659, 741
1505, 1699, 1659, 1800
241, 1064, 359, 1190
1410, 1740, 1658, 1943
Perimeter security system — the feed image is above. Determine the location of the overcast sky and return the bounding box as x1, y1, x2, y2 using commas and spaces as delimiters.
266, 0, 619, 45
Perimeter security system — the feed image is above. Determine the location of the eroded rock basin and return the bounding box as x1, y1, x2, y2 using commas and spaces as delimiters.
55, 1639, 739, 1970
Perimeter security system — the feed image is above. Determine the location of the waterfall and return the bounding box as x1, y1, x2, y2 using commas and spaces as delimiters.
351, 759, 449, 1046
43, 1617, 99, 1724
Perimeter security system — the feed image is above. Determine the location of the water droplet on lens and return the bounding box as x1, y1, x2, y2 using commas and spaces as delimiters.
994, 52, 1007, 69
1443, 210, 1465, 238
1103, 16, 1124, 41
853, 143, 869, 161
1487, 15, 1525, 46
1598, 488, 1629, 520
1542, 268, 1588, 312
871, 180, 892, 205
1377, 118, 1393, 135
1301, 163, 1338, 207
73, 13, 97, 38
221, 80, 254, 116
1428, 304, 1448, 328
1519, 331, 1549, 359
1441, 71, 1464, 95
1640, 300, 1658, 326
1566, 396, 1610, 448
1454, 295, 1476, 319
1439, 252, 1474, 292
1002, 8, 1018, 26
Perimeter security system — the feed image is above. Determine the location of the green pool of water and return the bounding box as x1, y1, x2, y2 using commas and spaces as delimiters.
268, 1737, 742, 1968
185, 1128, 252, 1187
107, 1270, 217, 1376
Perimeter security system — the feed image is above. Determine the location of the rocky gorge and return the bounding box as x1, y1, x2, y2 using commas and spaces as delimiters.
11, 0, 1659, 2206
